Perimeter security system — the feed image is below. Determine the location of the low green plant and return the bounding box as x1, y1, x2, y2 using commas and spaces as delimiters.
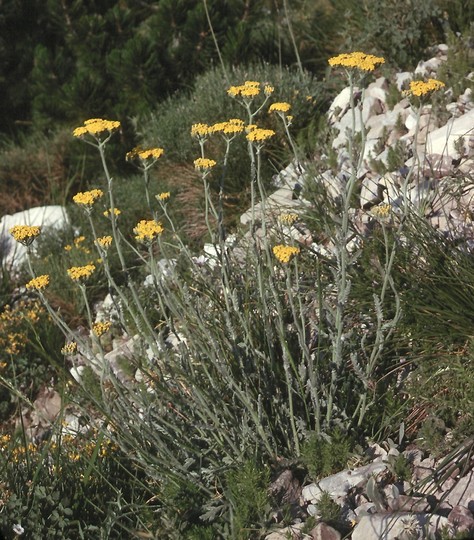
317, 491, 341, 528
301, 429, 353, 480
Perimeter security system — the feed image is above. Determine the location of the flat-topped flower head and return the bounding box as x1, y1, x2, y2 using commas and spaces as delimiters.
134, 219, 164, 243
246, 128, 275, 143
9, 225, 41, 246
404, 78, 445, 98
73, 118, 120, 138
264, 84, 274, 96
194, 158, 217, 171
156, 192, 171, 201
371, 203, 392, 220
67, 264, 96, 281
328, 52, 385, 72
191, 123, 210, 138
227, 80, 261, 98
92, 321, 112, 337
26, 275, 50, 290
210, 119, 245, 136
73, 189, 104, 207
61, 341, 78, 355
273, 244, 300, 263
96, 236, 112, 249
279, 213, 299, 226
126, 146, 164, 162
269, 102, 291, 113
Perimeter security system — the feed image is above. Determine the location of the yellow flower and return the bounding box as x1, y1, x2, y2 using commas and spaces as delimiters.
96, 235, 113, 249
370, 203, 392, 220
227, 80, 261, 98
25, 275, 50, 290
246, 128, 275, 143
404, 78, 445, 98
273, 245, 300, 263
67, 264, 96, 281
210, 119, 245, 136
191, 123, 210, 138
103, 208, 121, 218
156, 192, 171, 201
134, 219, 164, 243
9, 225, 41, 246
328, 52, 385, 72
126, 146, 164, 161
61, 342, 78, 355
73, 118, 121, 138
194, 158, 217, 171
264, 85, 274, 96
92, 321, 112, 337
73, 189, 104, 207
269, 102, 291, 113
279, 213, 299, 225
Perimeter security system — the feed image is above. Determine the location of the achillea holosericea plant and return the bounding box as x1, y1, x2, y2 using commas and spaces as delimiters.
133, 219, 164, 243
193, 157, 217, 171
328, 51, 385, 72
403, 78, 445, 98
246, 128, 275, 143
272, 244, 300, 263
72, 118, 121, 138
67, 264, 96, 282
25, 275, 50, 290
92, 321, 112, 337
73, 189, 104, 207
9, 225, 41, 246
269, 102, 291, 113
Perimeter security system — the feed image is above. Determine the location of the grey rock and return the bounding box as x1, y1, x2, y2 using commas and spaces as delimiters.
448, 505, 474, 534
444, 470, 474, 508
387, 495, 432, 513
352, 512, 450, 540
309, 522, 341, 540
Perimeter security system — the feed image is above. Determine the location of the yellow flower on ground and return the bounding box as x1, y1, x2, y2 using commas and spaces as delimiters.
9, 225, 41, 246
246, 128, 275, 143
126, 146, 164, 161
67, 264, 96, 281
279, 213, 299, 226
25, 275, 50, 290
73, 189, 104, 207
134, 219, 164, 243
404, 78, 445, 98
103, 208, 121, 218
269, 102, 291, 113
92, 321, 112, 337
73, 118, 121, 138
328, 52, 385, 72
96, 235, 113, 249
61, 342, 78, 355
156, 192, 171, 201
273, 245, 300, 263
194, 158, 217, 171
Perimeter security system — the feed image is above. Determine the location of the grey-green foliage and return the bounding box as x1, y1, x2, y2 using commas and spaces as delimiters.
301, 429, 352, 480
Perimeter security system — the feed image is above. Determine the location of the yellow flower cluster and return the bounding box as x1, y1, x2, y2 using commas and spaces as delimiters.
227, 80, 261, 98
126, 146, 164, 161
96, 235, 113, 249
9, 225, 41, 245
404, 78, 445, 97
371, 203, 392, 220
73, 118, 121, 138
156, 192, 171, 201
273, 245, 300, 263
25, 275, 50, 290
264, 84, 274, 96
194, 158, 217, 171
134, 219, 164, 243
67, 264, 96, 281
246, 128, 275, 143
269, 102, 291, 113
104, 207, 121, 218
328, 52, 385, 72
210, 118, 245, 135
73, 189, 104, 207
279, 213, 299, 225
61, 341, 78, 355
0, 300, 44, 356
92, 321, 112, 337
191, 123, 210, 138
